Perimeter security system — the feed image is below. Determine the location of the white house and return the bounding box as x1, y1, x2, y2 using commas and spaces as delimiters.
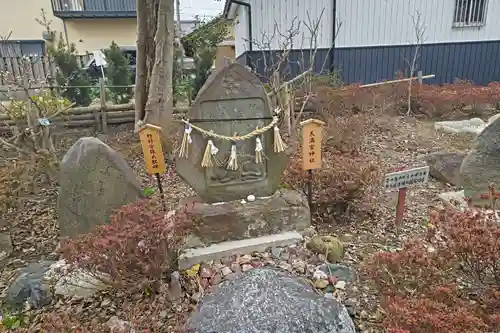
224, 0, 500, 85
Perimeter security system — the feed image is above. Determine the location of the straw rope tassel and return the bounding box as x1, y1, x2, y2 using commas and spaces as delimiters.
273, 125, 286, 153
227, 142, 238, 170
255, 137, 263, 163
178, 122, 193, 159
201, 140, 214, 168
201, 139, 221, 168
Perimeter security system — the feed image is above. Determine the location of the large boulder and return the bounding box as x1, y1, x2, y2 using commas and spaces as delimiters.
424, 152, 465, 186
460, 116, 500, 206
186, 267, 355, 333
58, 137, 142, 238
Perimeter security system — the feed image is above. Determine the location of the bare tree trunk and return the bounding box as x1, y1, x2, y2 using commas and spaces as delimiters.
135, 0, 174, 139
134, 0, 149, 129
144, 0, 175, 130
134, 0, 164, 129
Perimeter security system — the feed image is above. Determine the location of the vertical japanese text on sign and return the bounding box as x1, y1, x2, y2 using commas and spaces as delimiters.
300, 119, 325, 170
139, 124, 167, 175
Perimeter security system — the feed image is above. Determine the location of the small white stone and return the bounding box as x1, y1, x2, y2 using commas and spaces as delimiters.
313, 270, 328, 280
221, 266, 232, 276
241, 199, 246, 204
247, 194, 256, 202
335, 280, 346, 290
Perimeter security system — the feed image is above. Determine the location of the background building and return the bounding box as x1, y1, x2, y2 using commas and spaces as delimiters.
225, 0, 500, 85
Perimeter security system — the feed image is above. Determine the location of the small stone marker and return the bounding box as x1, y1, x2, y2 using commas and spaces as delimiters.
138, 124, 166, 175
58, 137, 142, 238
300, 118, 325, 210
383, 166, 429, 229
175, 63, 288, 203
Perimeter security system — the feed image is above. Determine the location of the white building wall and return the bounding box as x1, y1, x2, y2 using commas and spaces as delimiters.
233, 0, 334, 53
336, 0, 500, 48
234, 5, 250, 57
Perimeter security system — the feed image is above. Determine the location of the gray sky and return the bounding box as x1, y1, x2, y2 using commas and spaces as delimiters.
177, 0, 224, 20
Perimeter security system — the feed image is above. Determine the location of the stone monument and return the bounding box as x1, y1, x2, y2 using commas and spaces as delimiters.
58, 137, 142, 238
176, 63, 287, 203
175, 63, 310, 265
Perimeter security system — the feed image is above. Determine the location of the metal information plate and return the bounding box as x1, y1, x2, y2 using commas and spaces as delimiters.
383, 166, 429, 190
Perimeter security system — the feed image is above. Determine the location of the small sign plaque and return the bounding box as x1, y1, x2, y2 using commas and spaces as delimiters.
138, 124, 166, 175
383, 166, 429, 191
300, 118, 325, 171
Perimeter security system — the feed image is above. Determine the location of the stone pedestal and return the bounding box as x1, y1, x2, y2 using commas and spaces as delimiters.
182, 189, 310, 249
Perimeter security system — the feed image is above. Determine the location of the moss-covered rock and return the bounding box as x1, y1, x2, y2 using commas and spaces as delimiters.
306, 235, 344, 263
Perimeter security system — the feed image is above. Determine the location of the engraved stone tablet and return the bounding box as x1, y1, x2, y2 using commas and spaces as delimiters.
176, 63, 287, 203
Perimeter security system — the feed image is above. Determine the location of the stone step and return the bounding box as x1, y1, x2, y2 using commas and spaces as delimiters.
178, 231, 303, 270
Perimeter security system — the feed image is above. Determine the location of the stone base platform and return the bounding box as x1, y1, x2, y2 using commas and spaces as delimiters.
181, 189, 310, 249
179, 231, 302, 270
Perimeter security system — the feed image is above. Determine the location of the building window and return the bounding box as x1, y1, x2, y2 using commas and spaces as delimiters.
453, 0, 488, 27
60, 0, 84, 11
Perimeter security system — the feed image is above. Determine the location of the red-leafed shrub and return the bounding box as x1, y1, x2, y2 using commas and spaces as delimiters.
415, 81, 500, 119
310, 80, 500, 120
428, 209, 500, 285
281, 105, 380, 218
363, 241, 453, 298
281, 152, 379, 207
385, 294, 487, 333
59, 198, 193, 293
363, 208, 500, 333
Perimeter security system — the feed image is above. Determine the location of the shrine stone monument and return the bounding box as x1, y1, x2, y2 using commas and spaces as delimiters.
177, 63, 287, 203
176, 63, 310, 268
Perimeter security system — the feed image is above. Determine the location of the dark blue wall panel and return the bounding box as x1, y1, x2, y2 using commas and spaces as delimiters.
244, 40, 500, 85
83, 0, 135, 11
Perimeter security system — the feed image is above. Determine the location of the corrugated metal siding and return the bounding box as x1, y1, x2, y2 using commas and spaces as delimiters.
245, 40, 500, 85
247, 0, 333, 50
235, 0, 500, 50
83, 0, 135, 11
0, 41, 45, 57
336, 0, 500, 47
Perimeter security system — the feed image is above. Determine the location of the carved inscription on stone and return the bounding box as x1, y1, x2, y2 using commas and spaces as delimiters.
175, 62, 287, 203
199, 98, 267, 187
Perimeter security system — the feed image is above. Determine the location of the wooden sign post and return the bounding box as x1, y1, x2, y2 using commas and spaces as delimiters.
138, 124, 167, 210
382, 166, 429, 231
300, 118, 326, 211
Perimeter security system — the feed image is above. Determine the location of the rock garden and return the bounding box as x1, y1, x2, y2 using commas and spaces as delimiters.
1, 66, 499, 333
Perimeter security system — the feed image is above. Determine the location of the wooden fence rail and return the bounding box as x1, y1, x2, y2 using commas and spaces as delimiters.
0, 54, 91, 86
0, 103, 189, 134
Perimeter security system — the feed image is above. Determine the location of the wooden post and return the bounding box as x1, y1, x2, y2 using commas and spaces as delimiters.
99, 78, 107, 133
395, 187, 407, 228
